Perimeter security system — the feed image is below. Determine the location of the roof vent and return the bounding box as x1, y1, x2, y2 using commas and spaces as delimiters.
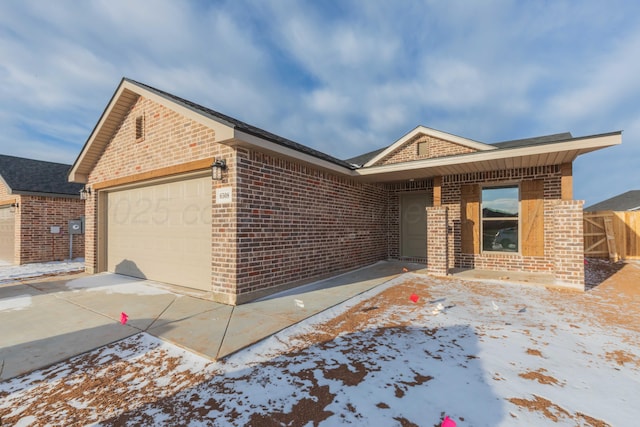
135, 114, 145, 141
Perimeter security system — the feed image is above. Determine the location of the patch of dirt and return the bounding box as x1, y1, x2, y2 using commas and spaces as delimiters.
525, 348, 543, 357
605, 350, 640, 368
518, 368, 562, 386
508, 395, 609, 425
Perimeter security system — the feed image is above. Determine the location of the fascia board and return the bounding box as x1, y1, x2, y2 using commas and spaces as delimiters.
224, 130, 357, 176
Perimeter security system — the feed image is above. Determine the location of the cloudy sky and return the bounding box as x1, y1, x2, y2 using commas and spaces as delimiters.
0, 0, 638, 206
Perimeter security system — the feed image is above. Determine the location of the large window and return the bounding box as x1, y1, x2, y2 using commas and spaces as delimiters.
482, 185, 519, 252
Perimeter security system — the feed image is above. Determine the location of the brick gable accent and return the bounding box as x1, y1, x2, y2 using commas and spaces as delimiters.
88, 96, 228, 185
376, 134, 477, 166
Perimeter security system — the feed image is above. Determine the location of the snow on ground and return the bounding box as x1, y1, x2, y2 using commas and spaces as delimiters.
1, 262, 639, 426
0, 259, 85, 284
66, 273, 177, 296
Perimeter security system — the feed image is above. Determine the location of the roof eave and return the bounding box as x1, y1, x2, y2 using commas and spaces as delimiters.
355, 131, 621, 182
221, 130, 357, 176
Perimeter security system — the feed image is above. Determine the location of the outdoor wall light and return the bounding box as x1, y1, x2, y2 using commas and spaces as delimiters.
212, 159, 227, 181
79, 186, 92, 200
9, 202, 19, 213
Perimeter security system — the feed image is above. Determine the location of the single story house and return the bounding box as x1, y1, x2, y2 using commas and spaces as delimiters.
0, 155, 85, 265
69, 78, 621, 304
585, 190, 640, 212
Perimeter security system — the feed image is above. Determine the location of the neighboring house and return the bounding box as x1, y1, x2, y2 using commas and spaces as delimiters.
0, 155, 85, 265
584, 190, 640, 212
68, 78, 621, 303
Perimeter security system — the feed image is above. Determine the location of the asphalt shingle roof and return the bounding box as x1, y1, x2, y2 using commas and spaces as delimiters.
491, 132, 573, 149
584, 190, 640, 212
344, 147, 388, 167
0, 154, 83, 196
126, 78, 357, 170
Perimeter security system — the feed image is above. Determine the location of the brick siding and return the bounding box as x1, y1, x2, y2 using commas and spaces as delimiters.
231, 148, 389, 303
431, 165, 585, 287
81, 93, 588, 300
377, 134, 476, 165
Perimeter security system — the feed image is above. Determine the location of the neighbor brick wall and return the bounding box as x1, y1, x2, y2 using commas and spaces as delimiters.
231, 148, 389, 302
16, 195, 85, 264
377, 134, 476, 165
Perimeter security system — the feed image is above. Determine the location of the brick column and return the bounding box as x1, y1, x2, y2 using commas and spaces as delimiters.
553, 200, 585, 290
427, 206, 448, 276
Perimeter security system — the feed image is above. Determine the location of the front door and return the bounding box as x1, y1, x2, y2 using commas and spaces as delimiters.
400, 193, 429, 258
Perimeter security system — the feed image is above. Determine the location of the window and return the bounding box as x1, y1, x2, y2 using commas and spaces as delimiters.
135, 115, 145, 141
481, 185, 519, 252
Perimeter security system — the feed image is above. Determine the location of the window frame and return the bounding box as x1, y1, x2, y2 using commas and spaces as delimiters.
480, 183, 521, 254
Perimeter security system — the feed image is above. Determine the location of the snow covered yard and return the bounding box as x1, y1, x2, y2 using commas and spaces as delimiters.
1, 261, 638, 426
0, 259, 85, 284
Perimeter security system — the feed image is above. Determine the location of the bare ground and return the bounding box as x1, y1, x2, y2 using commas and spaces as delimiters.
1, 258, 638, 426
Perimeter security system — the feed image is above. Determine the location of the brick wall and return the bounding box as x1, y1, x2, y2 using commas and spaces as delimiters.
88, 97, 224, 183
16, 195, 85, 264
552, 200, 585, 289
85, 95, 232, 278
431, 165, 585, 286
377, 134, 476, 165
426, 206, 448, 275
232, 148, 389, 302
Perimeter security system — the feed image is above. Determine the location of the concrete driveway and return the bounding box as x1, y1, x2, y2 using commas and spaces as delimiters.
0, 261, 423, 380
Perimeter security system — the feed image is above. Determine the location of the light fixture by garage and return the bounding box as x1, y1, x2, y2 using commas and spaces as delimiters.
211, 159, 227, 180
79, 186, 92, 200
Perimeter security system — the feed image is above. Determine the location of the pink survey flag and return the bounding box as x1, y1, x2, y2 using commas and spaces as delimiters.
120, 312, 129, 325
441, 415, 456, 427
410, 293, 419, 303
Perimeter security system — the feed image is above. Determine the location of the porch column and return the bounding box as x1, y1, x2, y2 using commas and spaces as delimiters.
553, 200, 585, 290
426, 206, 448, 276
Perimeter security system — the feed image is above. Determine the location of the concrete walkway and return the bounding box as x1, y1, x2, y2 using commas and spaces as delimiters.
0, 261, 423, 380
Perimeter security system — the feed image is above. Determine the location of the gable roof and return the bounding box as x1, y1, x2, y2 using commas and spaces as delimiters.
362, 125, 495, 167
69, 78, 354, 183
585, 190, 640, 212
355, 130, 622, 182
0, 154, 83, 197
69, 77, 623, 185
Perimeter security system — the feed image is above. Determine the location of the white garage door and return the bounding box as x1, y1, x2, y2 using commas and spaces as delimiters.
0, 206, 15, 265
107, 175, 212, 291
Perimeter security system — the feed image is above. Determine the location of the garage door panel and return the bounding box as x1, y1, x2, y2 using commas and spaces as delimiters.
0, 206, 15, 265
107, 176, 212, 291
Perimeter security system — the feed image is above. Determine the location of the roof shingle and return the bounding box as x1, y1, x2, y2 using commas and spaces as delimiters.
0, 154, 83, 196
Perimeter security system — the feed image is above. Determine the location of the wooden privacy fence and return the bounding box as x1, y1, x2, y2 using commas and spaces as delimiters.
584, 210, 640, 261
